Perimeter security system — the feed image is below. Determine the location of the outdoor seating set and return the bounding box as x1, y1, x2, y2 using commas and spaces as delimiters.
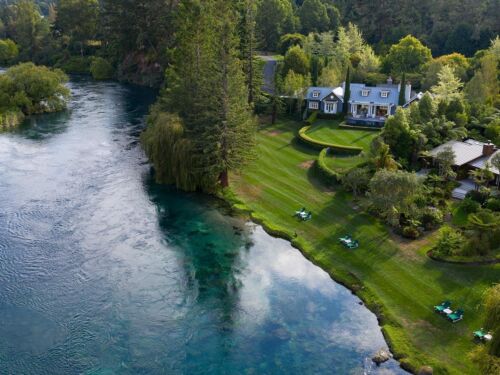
433, 301, 464, 323
338, 234, 359, 249
294, 207, 312, 221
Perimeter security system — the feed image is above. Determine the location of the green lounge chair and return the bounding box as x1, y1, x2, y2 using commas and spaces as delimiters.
294, 208, 306, 217
474, 329, 485, 339
434, 301, 451, 313
347, 240, 359, 249
447, 309, 464, 323
339, 235, 352, 243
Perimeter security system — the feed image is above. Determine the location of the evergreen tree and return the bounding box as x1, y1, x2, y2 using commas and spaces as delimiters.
142, 0, 256, 191
238, 0, 259, 105
343, 66, 350, 115
398, 72, 406, 106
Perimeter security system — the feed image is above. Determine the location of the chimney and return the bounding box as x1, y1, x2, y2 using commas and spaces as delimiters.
387, 76, 393, 85
483, 141, 495, 157
405, 83, 412, 104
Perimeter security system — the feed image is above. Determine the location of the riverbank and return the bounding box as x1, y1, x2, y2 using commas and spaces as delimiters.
224, 118, 500, 374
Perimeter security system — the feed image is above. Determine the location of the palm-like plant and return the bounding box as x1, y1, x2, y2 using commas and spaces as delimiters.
469, 165, 494, 190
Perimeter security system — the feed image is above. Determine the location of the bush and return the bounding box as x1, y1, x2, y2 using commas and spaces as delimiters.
420, 207, 444, 230
0, 39, 19, 64
90, 57, 114, 80
466, 188, 491, 205
433, 227, 463, 256
58, 56, 91, 74
402, 225, 421, 239
305, 111, 317, 125
486, 197, 500, 212
459, 198, 481, 214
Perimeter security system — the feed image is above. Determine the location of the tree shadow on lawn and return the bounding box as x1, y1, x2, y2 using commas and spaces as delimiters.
422, 256, 500, 308
349, 132, 376, 145
305, 165, 337, 193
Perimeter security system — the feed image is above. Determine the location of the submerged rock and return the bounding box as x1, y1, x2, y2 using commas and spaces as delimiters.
372, 348, 392, 365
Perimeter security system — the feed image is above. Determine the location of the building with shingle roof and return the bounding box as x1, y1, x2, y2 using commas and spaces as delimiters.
306, 78, 421, 128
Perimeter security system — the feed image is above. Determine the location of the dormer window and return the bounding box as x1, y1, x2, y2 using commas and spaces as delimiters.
312, 91, 320, 98
380, 91, 389, 98
361, 89, 370, 97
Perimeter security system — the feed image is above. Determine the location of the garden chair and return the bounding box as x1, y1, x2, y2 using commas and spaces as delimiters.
447, 309, 464, 323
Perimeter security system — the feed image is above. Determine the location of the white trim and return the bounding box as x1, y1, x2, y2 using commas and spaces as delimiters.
324, 101, 337, 114
309, 101, 319, 110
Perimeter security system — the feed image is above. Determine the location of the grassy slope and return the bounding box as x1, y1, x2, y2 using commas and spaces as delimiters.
230, 119, 500, 374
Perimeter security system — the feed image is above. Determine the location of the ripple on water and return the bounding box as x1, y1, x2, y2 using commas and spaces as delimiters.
0, 305, 66, 355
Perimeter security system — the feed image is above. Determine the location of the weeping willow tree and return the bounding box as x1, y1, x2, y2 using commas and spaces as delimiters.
141, 0, 256, 192
141, 108, 212, 191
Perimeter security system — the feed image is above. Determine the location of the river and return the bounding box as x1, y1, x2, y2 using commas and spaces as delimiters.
0, 77, 406, 374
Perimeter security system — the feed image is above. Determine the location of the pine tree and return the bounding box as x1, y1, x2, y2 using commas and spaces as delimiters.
398, 72, 406, 106
238, 0, 259, 105
205, 0, 256, 188
343, 66, 351, 115
142, 0, 256, 191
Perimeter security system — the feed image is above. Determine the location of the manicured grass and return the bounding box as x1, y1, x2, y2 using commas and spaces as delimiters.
230, 119, 500, 374
305, 119, 378, 151
324, 153, 367, 174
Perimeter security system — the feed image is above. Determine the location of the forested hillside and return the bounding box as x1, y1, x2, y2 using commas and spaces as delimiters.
334, 0, 499, 56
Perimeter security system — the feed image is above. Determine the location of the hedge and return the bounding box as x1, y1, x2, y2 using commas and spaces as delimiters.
313, 148, 341, 185
338, 122, 382, 131
298, 125, 363, 154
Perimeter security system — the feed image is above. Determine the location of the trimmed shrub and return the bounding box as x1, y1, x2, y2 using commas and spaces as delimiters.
298, 125, 363, 153
90, 57, 114, 80
314, 148, 341, 185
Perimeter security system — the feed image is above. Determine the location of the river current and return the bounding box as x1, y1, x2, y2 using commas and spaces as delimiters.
0, 78, 406, 374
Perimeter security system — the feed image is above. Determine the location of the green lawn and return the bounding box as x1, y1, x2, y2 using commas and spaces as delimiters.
305, 119, 378, 151
324, 153, 367, 174
230, 119, 500, 374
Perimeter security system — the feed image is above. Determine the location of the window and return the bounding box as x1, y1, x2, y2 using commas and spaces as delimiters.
309, 101, 319, 110
361, 89, 370, 97
324, 101, 337, 113
312, 91, 320, 98
380, 91, 389, 98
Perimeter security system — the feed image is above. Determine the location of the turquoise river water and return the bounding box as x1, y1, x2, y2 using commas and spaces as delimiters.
0, 78, 407, 374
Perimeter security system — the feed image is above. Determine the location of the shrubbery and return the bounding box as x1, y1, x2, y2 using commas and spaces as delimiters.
433, 227, 464, 257
0, 63, 69, 128
90, 57, 114, 80
0, 39, 19, 64
420, 207, 444, 230
57, 56, 91, 74
460, 198, 481, 214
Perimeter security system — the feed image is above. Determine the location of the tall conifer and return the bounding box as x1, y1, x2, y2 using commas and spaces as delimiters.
343, 66, 351, 115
